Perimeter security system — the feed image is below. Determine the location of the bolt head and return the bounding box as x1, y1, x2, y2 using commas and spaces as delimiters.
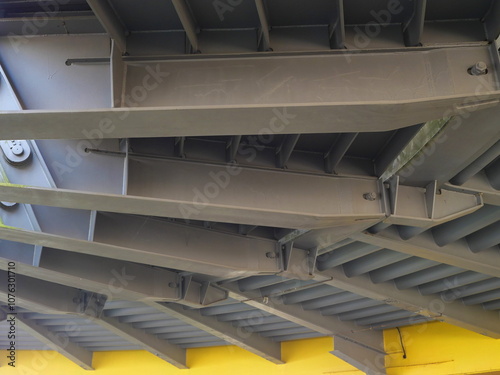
470, 61, 488, 75
363, 192, 377, 201
11, 145, 23, 156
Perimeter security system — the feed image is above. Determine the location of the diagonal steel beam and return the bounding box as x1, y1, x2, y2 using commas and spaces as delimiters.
254, 0, 271, 51
0, 271, 85, 314
149, 301, 283, 364
96, 314, 187, 368
171, 0, 200, 53
1, 279, 187, 368
331, 337, 386, 375
402, 0, 426, 47
318, 267, 500, 338
0, 251, 180, 302
328, 0, 344, 49
0, 161, 385, 229
325, 133, 358, 174
15, 314, 94, 370
86, 0, 127, 52
0, 214, 279, 278
351, 228, 500, 277
223, 284, 385, 354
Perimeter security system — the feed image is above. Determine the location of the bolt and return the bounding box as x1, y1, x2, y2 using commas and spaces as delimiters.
266, 252, 276, 259
168, 282, 177, 288
469, 61, 488, 76
363, 192, 377, 201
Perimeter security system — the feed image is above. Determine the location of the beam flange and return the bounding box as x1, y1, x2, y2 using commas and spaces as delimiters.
1, 97, 498, 141
352, 228, 500, 277
151, 302, 283, 364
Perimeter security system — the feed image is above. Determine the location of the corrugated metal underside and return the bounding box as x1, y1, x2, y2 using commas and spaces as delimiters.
0, 0, 498, 371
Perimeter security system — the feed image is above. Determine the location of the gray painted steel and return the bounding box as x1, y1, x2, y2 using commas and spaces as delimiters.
0, 1, 499, 373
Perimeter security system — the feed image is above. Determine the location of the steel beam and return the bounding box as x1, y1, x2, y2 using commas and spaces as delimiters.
14, 314, 94, 370
374, 124, 424, 177
86, 0, 127, 52
276, 134, 300, 168
27, 250, 180, 301
484, 0, 500, 41
432, 205, 500, 246
255, 0, 271, 51
151, 302, 283, 364
352, 228, 500, 278
0, 159, 385, 229
466, 222, 500, 253
0, 214, 279, 278
1, 277, 187, 368
318, 267, 500, 338
394, 106, 500, 187
450, 141, 500, 186
226, 135, 242, 163
0, 271, 88, 314
1, 97, 498, 140
171, 0, 200, 53
331, 337, 386, 375
402, 0, 426, 47
0, 45, 499, 139
224, 285, 385, 354
325, 133, 358, 174
95, 315, 187, 369
0, 100, 483, 141
485, 157, 500, 190
328, 0, 344, 49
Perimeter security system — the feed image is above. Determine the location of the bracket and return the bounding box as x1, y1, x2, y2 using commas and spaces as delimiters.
76, 290, 107, 318
277, 242, 317, 280
381, 177, 483, 228
181, 276, 228, 307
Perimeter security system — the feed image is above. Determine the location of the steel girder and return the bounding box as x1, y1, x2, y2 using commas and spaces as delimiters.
0, 158, 483, 229
0, 216, 279, 279
151, 302, 283, 364
225, 285, 385, 354
11, 314, 94, 370
0, 34, 500, 138
0, 281, 188, 369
